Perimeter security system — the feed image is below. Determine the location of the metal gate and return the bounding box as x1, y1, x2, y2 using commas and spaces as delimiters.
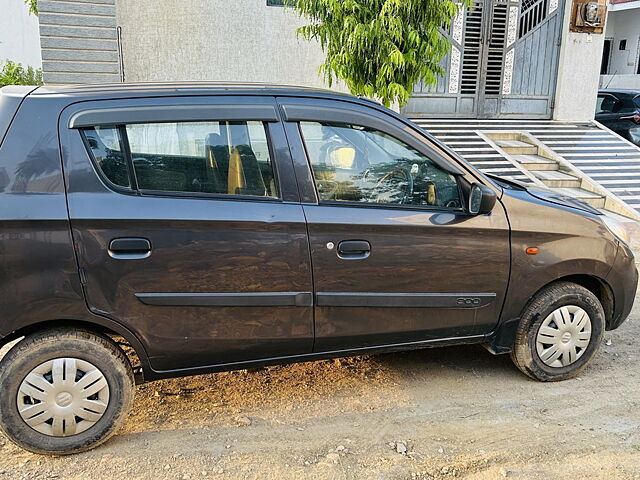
403, 0, 565, 118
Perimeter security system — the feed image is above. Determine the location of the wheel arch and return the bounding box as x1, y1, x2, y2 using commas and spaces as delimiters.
0, 318, 150, 383
486, 273, 613, 354
554, 274, 614, 329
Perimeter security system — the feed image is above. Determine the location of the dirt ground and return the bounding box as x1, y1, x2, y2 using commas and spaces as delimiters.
1, 251, 640, 479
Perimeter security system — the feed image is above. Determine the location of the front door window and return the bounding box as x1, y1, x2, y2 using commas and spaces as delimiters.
299, 122, 462, 209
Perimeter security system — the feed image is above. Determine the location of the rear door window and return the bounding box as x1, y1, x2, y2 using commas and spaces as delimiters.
83, 121, 278, 198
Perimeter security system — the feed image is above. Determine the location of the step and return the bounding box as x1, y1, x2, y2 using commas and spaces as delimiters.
580, 197, 606, 208
512, 154, 557, 171
496, 140, 538, 155
496, 140, 533, 148
556, 187, 606, 208
533, 170, 581, 188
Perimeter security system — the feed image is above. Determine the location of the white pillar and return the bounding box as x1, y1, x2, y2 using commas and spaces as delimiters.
553, 0, 607, 121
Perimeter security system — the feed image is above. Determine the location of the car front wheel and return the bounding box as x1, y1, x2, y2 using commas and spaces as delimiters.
0, 328, 134, 455
511, 281, 605, 381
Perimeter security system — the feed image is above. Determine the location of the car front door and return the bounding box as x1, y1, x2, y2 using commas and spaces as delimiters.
60, 96, 313, 372
280, 98, 510, 352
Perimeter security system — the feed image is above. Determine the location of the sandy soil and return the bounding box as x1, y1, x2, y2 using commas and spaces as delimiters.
1, 261, 640, 479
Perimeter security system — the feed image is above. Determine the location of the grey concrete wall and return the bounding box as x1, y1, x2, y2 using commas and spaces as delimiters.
116, 0, 346, 91
0, 0, 42, 69
552, 0, 606, 121
38, 0, 120, 84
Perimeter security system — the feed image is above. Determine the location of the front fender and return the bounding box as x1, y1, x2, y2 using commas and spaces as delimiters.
486, 188, 619, 353
486, 257, 615, 354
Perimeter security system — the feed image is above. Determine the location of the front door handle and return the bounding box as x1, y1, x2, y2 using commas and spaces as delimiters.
108, 238, 151, 259
337, 240, 371, 260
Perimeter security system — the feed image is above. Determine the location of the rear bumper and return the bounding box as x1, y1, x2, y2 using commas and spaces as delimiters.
606, 242, 638, 330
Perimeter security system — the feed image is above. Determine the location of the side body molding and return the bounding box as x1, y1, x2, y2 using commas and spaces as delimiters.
136, 292, 313, 307
315, 293, 496, 308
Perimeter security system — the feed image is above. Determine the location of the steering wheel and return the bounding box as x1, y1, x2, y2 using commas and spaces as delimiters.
366, 168, 413, 204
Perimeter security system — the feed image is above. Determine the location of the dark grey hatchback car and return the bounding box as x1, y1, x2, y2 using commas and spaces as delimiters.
0, 83, 637, 455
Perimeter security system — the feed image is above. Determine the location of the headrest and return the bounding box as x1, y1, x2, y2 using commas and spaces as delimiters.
329, 147, 356, 169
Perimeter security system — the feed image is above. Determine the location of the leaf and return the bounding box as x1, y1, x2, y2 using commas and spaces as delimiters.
0, 60, 44, 87
24, 0, 38, 16
290, 0, 461, 106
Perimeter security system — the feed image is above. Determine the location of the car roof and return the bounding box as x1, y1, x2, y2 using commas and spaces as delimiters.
599, 88, 640, 96
29, 81, 361, 101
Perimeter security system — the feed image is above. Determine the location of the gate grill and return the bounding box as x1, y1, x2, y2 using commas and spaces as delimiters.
485, 0, 509, 95
404, 0, 565, 118
519, 0, 548, 37
460, 1, 484, 94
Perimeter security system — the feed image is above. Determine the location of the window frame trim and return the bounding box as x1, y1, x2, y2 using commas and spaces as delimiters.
136, 189, 283, 203
281, 103, 465, 176
305, 198, 466, 214
69, 104, 279, 129
118, 124, 139, 191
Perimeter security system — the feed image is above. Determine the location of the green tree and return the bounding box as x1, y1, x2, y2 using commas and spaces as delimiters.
25, 0, 38, 15
0, 60, 43, 88
291, 0, 467, 107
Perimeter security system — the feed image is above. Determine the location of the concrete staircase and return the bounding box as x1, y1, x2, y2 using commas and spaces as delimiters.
409, 118, 640, 219
494, 138, 606, 209
480, 132, 639, 219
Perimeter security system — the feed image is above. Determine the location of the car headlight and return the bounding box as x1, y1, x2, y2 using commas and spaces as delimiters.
602, 216, 631, 246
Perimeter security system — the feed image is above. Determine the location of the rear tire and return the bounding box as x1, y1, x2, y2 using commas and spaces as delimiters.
0, 328, 134, 455
511, 281, 605, 382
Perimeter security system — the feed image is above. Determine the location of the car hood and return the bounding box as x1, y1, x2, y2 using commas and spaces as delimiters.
492, 176, 602, 215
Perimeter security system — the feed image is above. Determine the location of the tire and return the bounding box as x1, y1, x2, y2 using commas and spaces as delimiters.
511, 281, 605, 382
0, 328, 135, 455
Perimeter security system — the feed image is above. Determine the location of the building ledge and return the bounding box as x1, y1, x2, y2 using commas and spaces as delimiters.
600, 74, 640, 89
609, 0, 640, 12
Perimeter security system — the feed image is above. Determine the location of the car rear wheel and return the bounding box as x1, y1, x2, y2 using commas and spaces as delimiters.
0, 329, 134, 455
511, 281, 605, 381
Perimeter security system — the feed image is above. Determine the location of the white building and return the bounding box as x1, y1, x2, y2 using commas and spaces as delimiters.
30, 0, 610, 122
600, 0, 640, 88
0, 0, 41, 69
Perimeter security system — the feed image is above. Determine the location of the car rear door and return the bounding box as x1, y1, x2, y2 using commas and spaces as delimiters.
279, 97, 510, 352
59, 96, 313, 372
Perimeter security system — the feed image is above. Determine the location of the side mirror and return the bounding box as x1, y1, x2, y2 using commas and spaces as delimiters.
469, 183, 497, 215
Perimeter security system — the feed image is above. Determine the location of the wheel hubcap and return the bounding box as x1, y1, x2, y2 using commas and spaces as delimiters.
17, 358, 110, 437
536, 305, 592, 368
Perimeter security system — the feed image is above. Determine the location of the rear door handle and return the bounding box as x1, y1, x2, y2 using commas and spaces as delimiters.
108, 238, 151, 259
337, 240, 371, 260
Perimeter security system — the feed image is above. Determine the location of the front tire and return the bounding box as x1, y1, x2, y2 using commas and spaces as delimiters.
0, 329, 134, 455
511, 281, 605, 382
